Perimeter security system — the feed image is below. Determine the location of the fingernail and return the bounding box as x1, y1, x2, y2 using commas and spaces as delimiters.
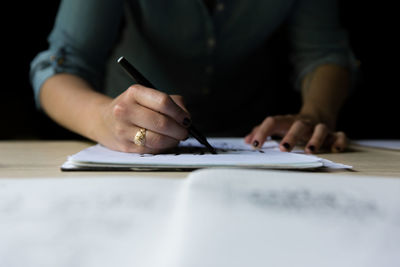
335, 146, 342, 152
253, 140, 259, 148
183, 117, 191, 127
308, 145, 315, 152
283, 142, 291, 150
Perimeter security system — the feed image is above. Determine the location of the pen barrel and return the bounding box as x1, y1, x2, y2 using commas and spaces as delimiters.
117, 57, 156, 88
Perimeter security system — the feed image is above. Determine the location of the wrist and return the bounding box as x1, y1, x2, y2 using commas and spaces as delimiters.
299, 65, 350, 130
299, 104, 337, 130
85, 94, 113, 143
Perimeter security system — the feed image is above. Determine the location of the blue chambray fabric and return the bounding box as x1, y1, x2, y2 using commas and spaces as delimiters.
30, 0, 355, 135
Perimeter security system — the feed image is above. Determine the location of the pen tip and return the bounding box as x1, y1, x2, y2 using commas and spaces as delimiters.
206, 144, 217, 154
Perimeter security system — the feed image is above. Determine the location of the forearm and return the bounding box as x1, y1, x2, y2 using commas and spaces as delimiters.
300, 64, 350, 129
39, 73, 112, 141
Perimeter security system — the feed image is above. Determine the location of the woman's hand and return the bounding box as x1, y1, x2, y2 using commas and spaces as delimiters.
245, 64, 350, 154
244, 114, 347, 154
97, 84, 191, 154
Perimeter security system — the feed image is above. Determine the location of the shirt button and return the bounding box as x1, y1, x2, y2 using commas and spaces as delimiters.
216, 3, 225, 12
207, 38, 216, 48
50, 55, 64, 66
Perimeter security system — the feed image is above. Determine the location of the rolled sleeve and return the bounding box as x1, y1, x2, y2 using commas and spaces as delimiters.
30, 42, 102, 109
289, 0, 358, 89
30, 50, 57, 109
29, 0, 124, 109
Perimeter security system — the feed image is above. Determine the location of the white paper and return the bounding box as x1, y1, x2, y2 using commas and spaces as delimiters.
1, 170, 399, 267
163, 169, 400, 267
64, 138, 351, 170
0, 176, 182, 267
353, 139, 400, 150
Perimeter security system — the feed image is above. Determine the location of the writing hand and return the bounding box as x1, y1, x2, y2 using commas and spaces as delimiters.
98, 85, 191, 153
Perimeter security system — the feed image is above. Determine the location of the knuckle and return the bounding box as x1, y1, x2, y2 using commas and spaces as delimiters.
317, 123, 328, 131
296, 116, 314, 127
153, 116, 169, 132
265, 116, 276, 125
295, 119, 309, 128
336, 131, 346, 137
114, 124, 126, 137
147, 134, 163, 149
112, 104, 126, 119
336, 132, 348, 144
294, 120, 314, 136
157, 93, 171, 109
127, 84, 140, 98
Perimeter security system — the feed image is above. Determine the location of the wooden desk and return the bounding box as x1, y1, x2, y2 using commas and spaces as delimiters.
1, 140, 399, 178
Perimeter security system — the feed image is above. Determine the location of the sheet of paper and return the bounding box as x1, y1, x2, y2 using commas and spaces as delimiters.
1, 170, 398, 267
0, 176, 182, 267
163, 169, 400, 267
64, 138, 351, 170
353, 139, 400, 150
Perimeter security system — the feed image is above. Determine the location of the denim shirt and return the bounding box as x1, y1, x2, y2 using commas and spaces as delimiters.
30, 0, 355, 135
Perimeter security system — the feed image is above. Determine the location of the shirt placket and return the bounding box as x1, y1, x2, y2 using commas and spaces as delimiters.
201, 0, 226, 95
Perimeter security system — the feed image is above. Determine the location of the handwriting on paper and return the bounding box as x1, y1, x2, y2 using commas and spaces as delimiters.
246, 188, 381, 221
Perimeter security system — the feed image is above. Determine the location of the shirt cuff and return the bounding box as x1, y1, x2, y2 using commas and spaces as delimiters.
293, 51, 359, 92
30, 51, 57, 109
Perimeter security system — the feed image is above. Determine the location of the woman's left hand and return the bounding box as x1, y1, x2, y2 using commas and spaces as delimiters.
244, 114, 347, 154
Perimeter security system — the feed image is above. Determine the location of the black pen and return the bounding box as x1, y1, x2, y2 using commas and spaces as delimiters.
117, 56, 217, 154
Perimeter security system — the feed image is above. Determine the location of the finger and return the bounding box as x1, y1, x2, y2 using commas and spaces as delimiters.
280, 120, 312, 152
115, 126, 180, 154
250, 117, 281, 148
330, 131, 348, 153
137, 128, 180, 150
127, 85, 192, 127
305, 123, 329, 154
170, 95, 189, 113
113, 102, 188, 141
112, 139, 160, 154
136, 106, 188, 141
244, 126, 259, 144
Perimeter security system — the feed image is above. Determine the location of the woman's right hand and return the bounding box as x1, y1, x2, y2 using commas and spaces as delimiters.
96, 84, 191, 154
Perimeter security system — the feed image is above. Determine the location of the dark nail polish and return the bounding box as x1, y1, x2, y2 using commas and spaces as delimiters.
183, 117, 191, 127
283, 142, 291, 150
335, 146, 342, 152
308, 145, 315, 152
253, 140, 259, 148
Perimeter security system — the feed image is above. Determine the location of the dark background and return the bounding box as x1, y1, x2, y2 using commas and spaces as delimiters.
2, 1, 399, 140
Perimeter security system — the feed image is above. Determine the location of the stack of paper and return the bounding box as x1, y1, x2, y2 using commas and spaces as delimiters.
353, 139, 400, 150
62, 138, 351, 170
1, 169, 399, 267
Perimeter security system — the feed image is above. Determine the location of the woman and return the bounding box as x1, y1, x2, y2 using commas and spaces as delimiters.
30, 0, 355, 154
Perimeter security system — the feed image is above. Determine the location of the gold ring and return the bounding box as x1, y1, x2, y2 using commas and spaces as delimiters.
133, 128, 147, 146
